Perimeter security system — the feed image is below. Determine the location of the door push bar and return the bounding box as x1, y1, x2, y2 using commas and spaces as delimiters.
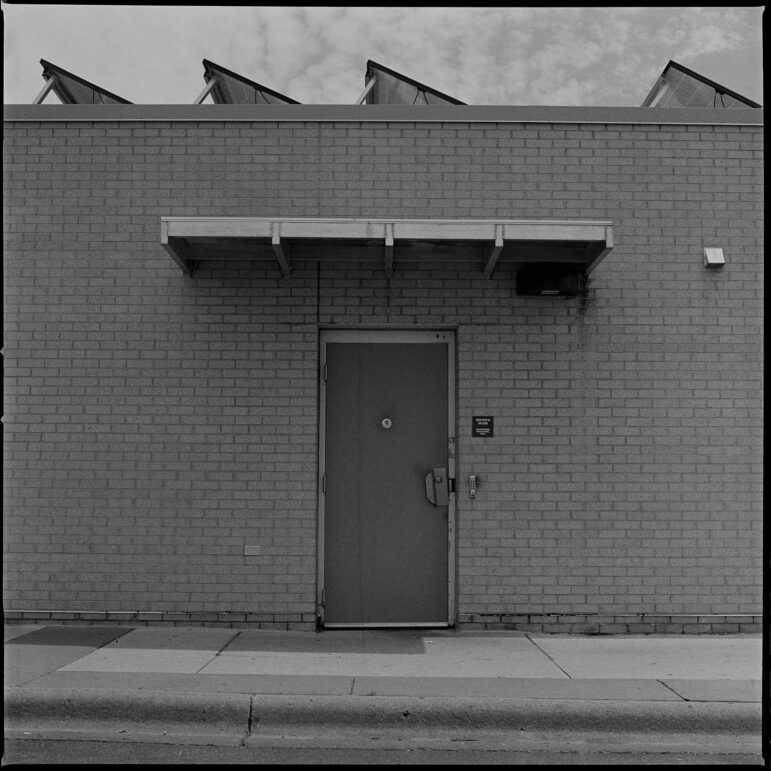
425, 467, 452, 507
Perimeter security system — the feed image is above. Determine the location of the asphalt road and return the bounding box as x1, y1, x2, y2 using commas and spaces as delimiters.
3, 738, 764, 766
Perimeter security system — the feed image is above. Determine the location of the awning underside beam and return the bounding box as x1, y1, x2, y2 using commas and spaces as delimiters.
161, 218, 613, 277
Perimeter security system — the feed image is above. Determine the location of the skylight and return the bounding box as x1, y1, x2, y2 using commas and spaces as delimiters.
641, 60, 760, 109
35, 59, 131, 104
195, 59, 300, 104
30, 57, 760, 109
358, 60, 465, 105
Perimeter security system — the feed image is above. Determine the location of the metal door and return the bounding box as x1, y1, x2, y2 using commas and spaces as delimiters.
319, 330, 455, 627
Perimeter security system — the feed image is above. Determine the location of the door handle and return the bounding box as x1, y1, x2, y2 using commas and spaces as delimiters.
425, 467, 450, 507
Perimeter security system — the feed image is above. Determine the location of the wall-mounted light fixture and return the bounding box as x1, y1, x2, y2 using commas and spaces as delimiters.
703, 247, 725, 269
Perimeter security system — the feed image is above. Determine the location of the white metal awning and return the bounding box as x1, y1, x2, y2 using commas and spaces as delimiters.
161, 217, 613, 278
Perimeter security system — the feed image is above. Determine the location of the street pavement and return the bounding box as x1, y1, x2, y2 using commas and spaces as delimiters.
3, 623, 764, 760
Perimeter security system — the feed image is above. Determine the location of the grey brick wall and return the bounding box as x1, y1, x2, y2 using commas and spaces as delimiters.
3, 117, 763, 630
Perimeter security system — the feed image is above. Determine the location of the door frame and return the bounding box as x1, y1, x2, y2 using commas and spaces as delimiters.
317, 328, 456, 628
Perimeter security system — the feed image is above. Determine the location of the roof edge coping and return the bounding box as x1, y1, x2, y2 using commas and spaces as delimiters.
3, 103, 763, 125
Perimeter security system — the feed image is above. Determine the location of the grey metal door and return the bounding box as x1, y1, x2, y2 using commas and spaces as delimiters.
321, 332, 453, 626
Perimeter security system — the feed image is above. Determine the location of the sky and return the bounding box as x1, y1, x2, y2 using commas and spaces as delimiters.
2, 5, 765, 106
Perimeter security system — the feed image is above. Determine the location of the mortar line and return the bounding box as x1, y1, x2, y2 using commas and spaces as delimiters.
526, 635, 572, 678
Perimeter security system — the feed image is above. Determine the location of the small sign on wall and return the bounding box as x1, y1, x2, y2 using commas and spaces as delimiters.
472, 416, 494, 437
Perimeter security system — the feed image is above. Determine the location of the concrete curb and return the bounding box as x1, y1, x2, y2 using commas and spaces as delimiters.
250, 694, 762, 733
4, 689, 762, 735
4, 688, 251, 732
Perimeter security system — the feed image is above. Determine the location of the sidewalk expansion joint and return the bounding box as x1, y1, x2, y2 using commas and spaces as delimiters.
525, 634, 572, 678
94, 627, 134, 650
220, 630, 242, 653
247, 695, 255, 740
193, 629, 241, 673
657, 680, 687, 701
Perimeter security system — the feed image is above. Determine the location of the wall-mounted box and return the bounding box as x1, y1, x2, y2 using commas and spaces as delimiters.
704, 247, 725, 269
516, 263, 585, 297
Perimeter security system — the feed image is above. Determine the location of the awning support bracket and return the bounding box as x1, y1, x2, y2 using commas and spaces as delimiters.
586, 225, 614, 275
384, 223, 394, 278
160, 220, 193, 275
483, 224, 504, 279
272, 222, 292, 278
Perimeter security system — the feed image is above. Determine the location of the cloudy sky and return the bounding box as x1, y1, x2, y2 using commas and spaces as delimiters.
3, 5, 764, 106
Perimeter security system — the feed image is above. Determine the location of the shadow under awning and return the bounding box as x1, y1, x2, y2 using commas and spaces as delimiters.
160, 217, 613, 281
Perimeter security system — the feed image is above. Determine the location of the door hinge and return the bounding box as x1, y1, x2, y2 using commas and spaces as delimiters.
449, 477, 456, 494
323, 362, 328, 382
322, 473, 326, 494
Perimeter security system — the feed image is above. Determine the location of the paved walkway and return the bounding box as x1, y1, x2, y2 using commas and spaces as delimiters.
4, 624, 763, 749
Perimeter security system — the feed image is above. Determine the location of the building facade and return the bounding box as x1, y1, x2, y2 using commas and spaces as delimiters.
3, 91, 763, 633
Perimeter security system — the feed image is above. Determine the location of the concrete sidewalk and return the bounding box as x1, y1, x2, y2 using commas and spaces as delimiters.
3, 624, 763, 748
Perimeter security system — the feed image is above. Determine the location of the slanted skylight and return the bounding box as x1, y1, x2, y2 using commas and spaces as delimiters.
35, 59, 131, 104
195, 59, 300, 104
359, 60, 465, 105
641, 60, 760, 108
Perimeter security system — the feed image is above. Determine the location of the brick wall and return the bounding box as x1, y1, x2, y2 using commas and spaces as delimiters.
3, 117, 763, 631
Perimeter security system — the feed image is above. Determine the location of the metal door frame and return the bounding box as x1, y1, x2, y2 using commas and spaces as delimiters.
317, 328, 456, 628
